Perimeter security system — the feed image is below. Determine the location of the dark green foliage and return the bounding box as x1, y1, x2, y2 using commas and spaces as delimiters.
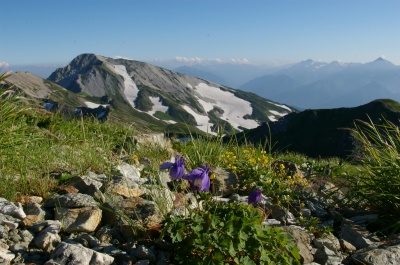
162, 195, 300, 265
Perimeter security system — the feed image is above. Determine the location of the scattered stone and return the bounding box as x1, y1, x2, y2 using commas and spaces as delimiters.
0, 197, 26, 220
45, 242, 114, 265
70, 174, 104, 200
33, 220, 62, 252
339, 219, 380, 250
105, 175, 145, 198
22, 202, 46, 227
282, 226, 314, 264
117, 162, 143, 183
55, 206, 102, 233
18, 195, 43, 204
0, 247, 15, 264
131, 245, 156, 262
211, 167, 238, 197
43, 193, 98, 208
352, 244, 400, 265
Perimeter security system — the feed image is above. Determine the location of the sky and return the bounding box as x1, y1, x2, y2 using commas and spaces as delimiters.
1, 0, 400, 68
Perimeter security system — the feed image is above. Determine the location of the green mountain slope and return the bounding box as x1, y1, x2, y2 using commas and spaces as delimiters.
234, 99, 400, 158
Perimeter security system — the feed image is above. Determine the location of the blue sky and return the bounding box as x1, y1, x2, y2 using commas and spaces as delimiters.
2, 0, 400, 67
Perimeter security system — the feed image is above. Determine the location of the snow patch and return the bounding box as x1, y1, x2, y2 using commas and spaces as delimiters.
269, 110, 286, 117
112, 65, 139, 108
147, 96, 168, 116
182, 105, 216, 135
268, 116, 278, 122
85, 101, 107, 109
269, 102, 292, 112
187, 83, 193, 89
194, 83, 259, 131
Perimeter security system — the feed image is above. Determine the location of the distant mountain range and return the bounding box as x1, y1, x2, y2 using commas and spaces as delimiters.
4, 54, 295, 135
173, 58, 400, 109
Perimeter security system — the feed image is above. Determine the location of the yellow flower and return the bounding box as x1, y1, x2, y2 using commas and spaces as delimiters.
210, 173, 216, 180
280, 164, 285, 170
231, 165, 237, 170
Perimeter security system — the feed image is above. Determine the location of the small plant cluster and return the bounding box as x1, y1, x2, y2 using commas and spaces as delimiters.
162, 194, 300, 265
220, 149, 308, 205
297, 216, 333, 238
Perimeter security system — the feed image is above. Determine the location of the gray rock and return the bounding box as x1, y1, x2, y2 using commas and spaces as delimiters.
43, 193, 98, 208
211, 167, 238, 197
104, 175, 145, 198
0, 247, 15, 265
0, 213, 19, 230
76, 233, 100, 248
18, 229, 34, 243
352, 244, 400, 265
0, 197, 26, 220
158, 171, 171, 189
313, 245, 343, 265
117, 162, 143, 183
339, 239, 356, 254
33, 220, 62, 252
70, 174, 104, 200
102, 197, 161, 241
44, 242, 114, 265
95, 225, 125, 244
22, 202, 46, 227
267, 203, 297, 225
55, 206, 102, 233
313, 236, 343, 265
350, 214, 379, 225
131, 245, 156, 262
339, 219, 380, 250
282, 226, 314, 264
263, 219, 282, 226
305, 200, 328, 218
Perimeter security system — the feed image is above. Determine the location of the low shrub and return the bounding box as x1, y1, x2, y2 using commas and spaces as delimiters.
162, 194, 300, 264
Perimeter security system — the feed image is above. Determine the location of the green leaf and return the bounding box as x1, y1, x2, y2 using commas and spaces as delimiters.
228, 241, 237, 257
240, 256, 256, 265
239, 230, 248, 241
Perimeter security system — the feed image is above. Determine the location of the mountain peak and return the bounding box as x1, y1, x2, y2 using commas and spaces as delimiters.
364, 57, 395, 69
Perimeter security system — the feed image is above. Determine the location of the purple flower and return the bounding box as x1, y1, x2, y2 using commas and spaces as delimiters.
248, 188, 262, 205
160, 155, 185, 180
184, 165, 210, 192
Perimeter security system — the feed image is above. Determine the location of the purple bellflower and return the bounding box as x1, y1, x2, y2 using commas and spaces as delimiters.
160, 155, 185, 180
184, 164, 211, 192
248, 188, 263, 205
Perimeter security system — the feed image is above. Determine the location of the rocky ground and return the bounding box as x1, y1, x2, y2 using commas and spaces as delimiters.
1, 134, 400, 265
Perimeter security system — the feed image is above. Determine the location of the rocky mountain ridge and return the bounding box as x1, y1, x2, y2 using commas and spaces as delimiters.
47, 54, 295, 134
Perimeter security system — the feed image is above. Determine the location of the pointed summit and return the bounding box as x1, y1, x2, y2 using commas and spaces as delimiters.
364, 57, 395, 69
